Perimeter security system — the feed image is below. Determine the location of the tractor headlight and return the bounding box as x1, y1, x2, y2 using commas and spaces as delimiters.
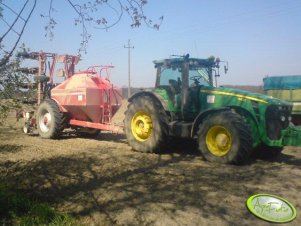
280, 116, 286, 122
288, 116, 292, 122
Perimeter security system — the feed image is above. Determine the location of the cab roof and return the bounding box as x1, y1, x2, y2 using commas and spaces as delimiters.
153, 56, 216, 68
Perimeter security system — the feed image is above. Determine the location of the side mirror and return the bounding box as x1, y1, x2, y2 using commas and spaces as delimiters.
224, 65, 228, 74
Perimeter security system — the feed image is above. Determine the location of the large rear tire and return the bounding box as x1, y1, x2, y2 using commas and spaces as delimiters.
37, 100, 66, 139
197, 111, 252, 164
124, 95, 169, 153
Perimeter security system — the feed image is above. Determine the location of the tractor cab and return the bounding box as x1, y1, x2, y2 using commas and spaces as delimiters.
153, 55, 226, 120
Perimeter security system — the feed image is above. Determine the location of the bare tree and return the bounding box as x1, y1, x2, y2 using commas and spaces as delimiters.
0, 0, 163, 66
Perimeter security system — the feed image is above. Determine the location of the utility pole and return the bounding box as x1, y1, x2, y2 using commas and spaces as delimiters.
124, 39, 134, 98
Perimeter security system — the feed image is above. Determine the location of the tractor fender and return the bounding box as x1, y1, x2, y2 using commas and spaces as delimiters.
128, 91, 169, 111
191, 107, 230, 138
230, 106, 260, 146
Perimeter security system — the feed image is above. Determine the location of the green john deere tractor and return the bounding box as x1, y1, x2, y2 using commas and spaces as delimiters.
124, 54, 301, 164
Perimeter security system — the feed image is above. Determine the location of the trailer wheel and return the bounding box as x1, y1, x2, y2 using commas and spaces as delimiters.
198, 111, 252, 164
23, 124, 31, 134
252, 144, 283, 159
124, 95, 169, 153
37, 100, 66, 139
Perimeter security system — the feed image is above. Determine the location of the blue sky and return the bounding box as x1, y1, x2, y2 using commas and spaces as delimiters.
1, 0, 301, 87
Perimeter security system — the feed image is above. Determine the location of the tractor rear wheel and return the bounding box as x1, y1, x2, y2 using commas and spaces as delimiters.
37, 99, 66, 139
197, 111, 252, 164
124, 95, 169, 153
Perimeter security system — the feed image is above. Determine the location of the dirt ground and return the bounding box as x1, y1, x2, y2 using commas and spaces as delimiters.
0, 114, 300, 226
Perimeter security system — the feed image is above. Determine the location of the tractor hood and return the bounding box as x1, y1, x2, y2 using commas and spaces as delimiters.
202, 86, 291, 106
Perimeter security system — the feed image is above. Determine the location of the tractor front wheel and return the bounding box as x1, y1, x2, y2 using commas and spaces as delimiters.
37, 100, 66, 139
198, 111, 252, 164
124, 95, 169, 153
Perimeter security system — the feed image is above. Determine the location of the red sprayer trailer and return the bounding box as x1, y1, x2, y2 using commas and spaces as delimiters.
20, 51, 123, 137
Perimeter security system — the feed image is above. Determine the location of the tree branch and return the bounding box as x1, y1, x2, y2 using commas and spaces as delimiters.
0, 2, 26, 21
0, 0, 29, 43
0, 17, 21, 36
93, 0, 123, 30
0, 0, 37, 67
66, 0, 90, 53
1, 0, 163, 59
41, 0, 57, 40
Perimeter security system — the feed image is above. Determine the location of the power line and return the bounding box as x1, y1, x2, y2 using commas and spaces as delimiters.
124, 39, 134, 98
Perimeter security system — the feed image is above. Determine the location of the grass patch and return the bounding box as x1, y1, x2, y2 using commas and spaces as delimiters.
0, 184, 78, 225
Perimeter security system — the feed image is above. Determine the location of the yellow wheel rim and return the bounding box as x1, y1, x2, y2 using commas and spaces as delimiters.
206, 125, 232, 156
131, 111, 153, 142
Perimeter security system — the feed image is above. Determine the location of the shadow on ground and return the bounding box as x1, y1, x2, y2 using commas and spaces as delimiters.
0, 124, 300, 225
1, 147, 300, 226
266, 152, 301, 167
0, 144, 24, 154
